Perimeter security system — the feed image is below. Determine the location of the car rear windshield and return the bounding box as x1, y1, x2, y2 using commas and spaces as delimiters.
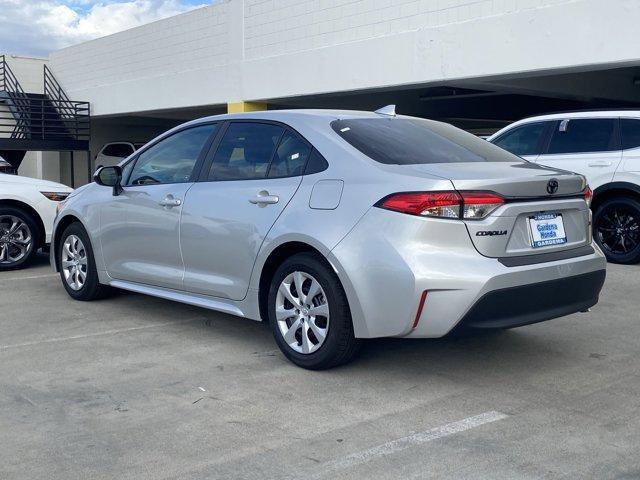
331, 117, 521, 165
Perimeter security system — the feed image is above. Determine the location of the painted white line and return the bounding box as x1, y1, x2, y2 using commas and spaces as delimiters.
0, 319, 197, 351
310, 411, 508, 479
0, 273, 58, 282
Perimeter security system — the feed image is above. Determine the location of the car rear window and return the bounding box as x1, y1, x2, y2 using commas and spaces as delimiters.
102, 143, 135, 157
331, 117, 521, 165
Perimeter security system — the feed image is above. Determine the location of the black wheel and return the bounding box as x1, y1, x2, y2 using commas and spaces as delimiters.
267, 252, 362, 370
58, 222, 112, 300
0, 206, 40, 271
593, 196, 640, 264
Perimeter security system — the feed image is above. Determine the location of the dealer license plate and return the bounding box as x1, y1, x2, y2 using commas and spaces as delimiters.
529, 213, 567, 248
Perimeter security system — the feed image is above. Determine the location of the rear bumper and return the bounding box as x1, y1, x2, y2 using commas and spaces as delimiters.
451, 269, 606, 331
332, 208, 607, 339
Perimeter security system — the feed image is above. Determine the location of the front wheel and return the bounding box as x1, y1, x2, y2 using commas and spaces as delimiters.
58, 222, 112, 300
267, 252, 361, 370
0, 207, 40, 270
593, 196, 640, 264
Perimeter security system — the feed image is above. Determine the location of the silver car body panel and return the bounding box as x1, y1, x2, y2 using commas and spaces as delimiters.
52, 109, 606, 339
180, 175, 302, 300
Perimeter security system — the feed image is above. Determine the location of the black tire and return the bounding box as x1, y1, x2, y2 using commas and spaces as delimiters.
0, 206, 40, 271
58, 222, 112, 300
267, 252, 362, 370
593, 196, 640, 264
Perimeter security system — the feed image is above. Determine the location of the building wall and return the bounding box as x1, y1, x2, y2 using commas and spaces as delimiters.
243, 0, 552, 60
3, 55, 47, 94
48, 3, 230, 96
48, 0, 640, 117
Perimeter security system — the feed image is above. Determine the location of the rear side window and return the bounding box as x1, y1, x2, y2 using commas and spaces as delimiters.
304, 149, 328, 175
546, 118, 618, 154
331, 117, 520, 164
102, 143, 134, 158
492, 123, 546, 156
267, 130, 311, 178
209, 123, 284, 181
621, 119, 640, 150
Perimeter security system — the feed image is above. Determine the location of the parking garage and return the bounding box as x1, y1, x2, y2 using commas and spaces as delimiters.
1, 0, 625, 185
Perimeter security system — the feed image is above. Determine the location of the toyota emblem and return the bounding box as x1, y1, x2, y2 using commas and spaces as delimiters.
546, 179, 559, 195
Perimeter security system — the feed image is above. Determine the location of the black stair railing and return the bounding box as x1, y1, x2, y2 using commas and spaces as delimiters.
44, 64, 76, 120
0, 56, 90, 143
0, 55, 31, 139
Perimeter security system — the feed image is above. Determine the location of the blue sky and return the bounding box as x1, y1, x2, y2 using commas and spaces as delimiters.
0, 1, 215, 57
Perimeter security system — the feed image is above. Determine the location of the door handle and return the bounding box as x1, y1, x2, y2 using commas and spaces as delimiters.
159, 195, 182, 208
588, 161, 612, 167
249, 190, 279, 205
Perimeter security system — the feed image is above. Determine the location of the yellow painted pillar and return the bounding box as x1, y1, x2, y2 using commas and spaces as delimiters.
227, 101, 267, 113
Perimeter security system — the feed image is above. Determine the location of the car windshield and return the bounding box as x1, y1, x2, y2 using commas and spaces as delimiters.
331, 117, 522, 165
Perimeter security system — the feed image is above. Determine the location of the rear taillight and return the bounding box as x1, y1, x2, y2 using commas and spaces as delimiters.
377, 191, 504, 220
583, 186, 593, 207
378, 192, 462, 218
459, 192, 505, 220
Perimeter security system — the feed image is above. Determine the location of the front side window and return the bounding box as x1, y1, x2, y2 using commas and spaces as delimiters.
331, 117, 521, 165
546, 118, 618, 155
127, 124, 217, 186
208, 122, 284, 181
492, 122, 546, 156
621, 118, 640, 150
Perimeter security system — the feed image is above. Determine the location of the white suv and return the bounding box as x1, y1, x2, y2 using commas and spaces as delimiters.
489, 111, 640, 264
96, 142, 144, 168
0, 173, 72, 270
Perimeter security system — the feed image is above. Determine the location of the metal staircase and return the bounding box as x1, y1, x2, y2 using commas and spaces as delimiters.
0, 55, 90, 152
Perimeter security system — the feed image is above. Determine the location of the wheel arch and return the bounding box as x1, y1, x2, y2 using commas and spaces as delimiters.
255, 237, 368, 337
52, 213, 89, 272
592, 182, 640, 211
0, 198, 46, 248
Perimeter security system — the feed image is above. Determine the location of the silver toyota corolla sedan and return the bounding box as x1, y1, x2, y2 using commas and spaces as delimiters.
51, 108, 607, 369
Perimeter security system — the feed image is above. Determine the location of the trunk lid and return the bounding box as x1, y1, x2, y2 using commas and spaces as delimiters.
420, 161, 586, 198
406, 161, 591, 258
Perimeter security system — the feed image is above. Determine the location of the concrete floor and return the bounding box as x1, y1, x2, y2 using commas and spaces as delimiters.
1, 254, 639, 480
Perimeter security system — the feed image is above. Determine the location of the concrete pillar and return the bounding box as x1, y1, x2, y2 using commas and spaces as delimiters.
17, 151, 62, 183
227, 102, 267, 113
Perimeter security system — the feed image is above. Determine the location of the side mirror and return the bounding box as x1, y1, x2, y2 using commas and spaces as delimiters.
94, 165, 123, 196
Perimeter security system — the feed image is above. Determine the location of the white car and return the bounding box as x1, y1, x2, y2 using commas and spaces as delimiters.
95, 142, 144, 168
0, 173, 72, 270
489, 111, 640, 264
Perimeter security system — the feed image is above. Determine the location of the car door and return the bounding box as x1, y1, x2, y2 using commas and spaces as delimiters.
618, 118, 640, 176
535, 118, 622, 190
490, 121, 549, 162
100, 123, 219, 289
180, 121, 310, 300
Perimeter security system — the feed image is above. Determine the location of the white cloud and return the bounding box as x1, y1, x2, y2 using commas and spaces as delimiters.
0, 0, 210, 57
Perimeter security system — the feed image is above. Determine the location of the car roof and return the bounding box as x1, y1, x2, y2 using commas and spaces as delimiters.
488, 110, 640, 140
179, 109, 383, 128
509, 110, 640, 125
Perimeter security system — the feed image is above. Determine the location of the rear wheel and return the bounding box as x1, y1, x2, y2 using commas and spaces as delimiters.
593, 196, 640, 264
0, 207, 39, 270
267, 252, 361, 370
58, 222, 112, 300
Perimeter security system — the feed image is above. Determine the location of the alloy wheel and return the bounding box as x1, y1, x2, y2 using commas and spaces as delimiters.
0, 215, 33, 265
62, 234, 88, 291
596, 206, 640, 256
275, 271, 330, 354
